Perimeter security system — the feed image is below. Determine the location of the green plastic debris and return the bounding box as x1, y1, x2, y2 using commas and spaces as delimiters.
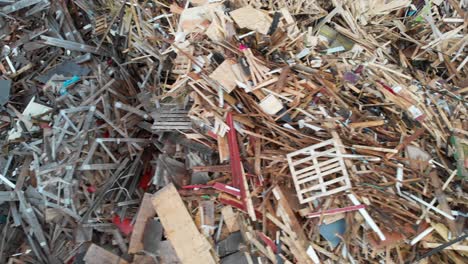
450, 136, 468, 178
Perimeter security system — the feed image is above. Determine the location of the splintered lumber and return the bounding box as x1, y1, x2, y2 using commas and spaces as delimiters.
151, 183, 216, 264
272, 186, 316, 264
221, 206, 240, 233
349, 120, 385, 129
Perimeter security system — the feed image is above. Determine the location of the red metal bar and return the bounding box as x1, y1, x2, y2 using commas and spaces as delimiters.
226, 112, 247, 204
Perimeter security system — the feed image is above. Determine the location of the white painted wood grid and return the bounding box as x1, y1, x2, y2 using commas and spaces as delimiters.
287, 139, 351, 204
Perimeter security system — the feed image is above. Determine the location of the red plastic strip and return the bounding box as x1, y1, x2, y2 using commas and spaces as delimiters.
226, 112, 246, 202
257, 231, 278, 253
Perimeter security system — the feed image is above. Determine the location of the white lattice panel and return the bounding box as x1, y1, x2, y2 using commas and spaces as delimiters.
287, 139, 351, 204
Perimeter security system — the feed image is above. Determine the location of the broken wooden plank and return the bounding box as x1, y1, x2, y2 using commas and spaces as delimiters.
151, 183, 216, 264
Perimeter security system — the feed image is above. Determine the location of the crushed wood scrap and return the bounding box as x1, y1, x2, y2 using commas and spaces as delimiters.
0, 0, 467, 263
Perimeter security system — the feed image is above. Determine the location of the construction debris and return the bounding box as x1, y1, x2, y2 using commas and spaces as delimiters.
0, 0, 467, 263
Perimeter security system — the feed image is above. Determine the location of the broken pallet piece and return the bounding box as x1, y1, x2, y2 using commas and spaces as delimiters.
286, 138, 352, 204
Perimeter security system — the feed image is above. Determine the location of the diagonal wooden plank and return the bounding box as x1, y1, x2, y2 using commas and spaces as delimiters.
151, 183, 216, 264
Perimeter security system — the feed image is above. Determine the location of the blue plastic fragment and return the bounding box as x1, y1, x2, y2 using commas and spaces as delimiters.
319, 219, 346, 248
60, 75, 80, 95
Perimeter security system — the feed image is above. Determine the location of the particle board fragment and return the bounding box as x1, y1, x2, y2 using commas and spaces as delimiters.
209, 60, 239, 93
230, 7, 272, 35
179, 3, 221, 33
151, 183, 216, 264
259, 94, 283, 115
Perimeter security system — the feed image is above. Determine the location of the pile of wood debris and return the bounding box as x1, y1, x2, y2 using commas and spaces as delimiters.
0, 0, 467, 263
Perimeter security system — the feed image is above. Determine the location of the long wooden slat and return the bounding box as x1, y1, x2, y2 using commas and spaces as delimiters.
299, 176, 348, 194
295, 158, 341, 180
301, 185, 351, 203
286, 139, 334, 157
296, 165, 343, 186
291, 147, 337, 167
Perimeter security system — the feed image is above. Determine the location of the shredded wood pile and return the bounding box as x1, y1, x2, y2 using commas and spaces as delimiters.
0, 0, 467, 263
